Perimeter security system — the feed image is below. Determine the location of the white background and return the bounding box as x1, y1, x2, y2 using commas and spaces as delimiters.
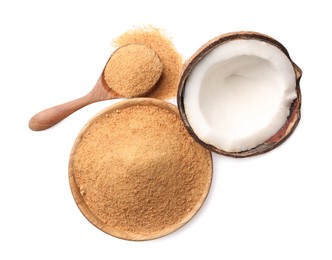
1, 0, 331, 259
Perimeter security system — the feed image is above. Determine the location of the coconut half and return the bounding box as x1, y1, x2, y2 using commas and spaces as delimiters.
178, 32, 302, 157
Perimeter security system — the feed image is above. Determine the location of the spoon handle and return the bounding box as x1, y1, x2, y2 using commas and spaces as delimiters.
29, 94, 94, 131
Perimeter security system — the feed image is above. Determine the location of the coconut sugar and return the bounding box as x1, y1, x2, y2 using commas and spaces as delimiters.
69, 100, 212, 240
103, 44, 163, 97
114, 26, 183, 100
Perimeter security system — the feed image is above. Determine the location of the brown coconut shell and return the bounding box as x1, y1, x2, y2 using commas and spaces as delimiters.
177, 31, 302, 158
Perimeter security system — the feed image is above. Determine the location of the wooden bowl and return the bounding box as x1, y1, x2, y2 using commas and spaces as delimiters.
68, 98, 212, 240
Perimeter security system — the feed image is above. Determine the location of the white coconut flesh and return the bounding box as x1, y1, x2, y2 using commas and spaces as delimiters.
184, 39, 297, 152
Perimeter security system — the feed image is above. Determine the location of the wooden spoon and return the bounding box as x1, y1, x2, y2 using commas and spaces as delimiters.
29, 44, 163, 131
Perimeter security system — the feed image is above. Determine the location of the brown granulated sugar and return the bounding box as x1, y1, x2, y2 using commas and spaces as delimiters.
114, 26, 183, 100
69, 98, 212, 240
103, 44, 163, 97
